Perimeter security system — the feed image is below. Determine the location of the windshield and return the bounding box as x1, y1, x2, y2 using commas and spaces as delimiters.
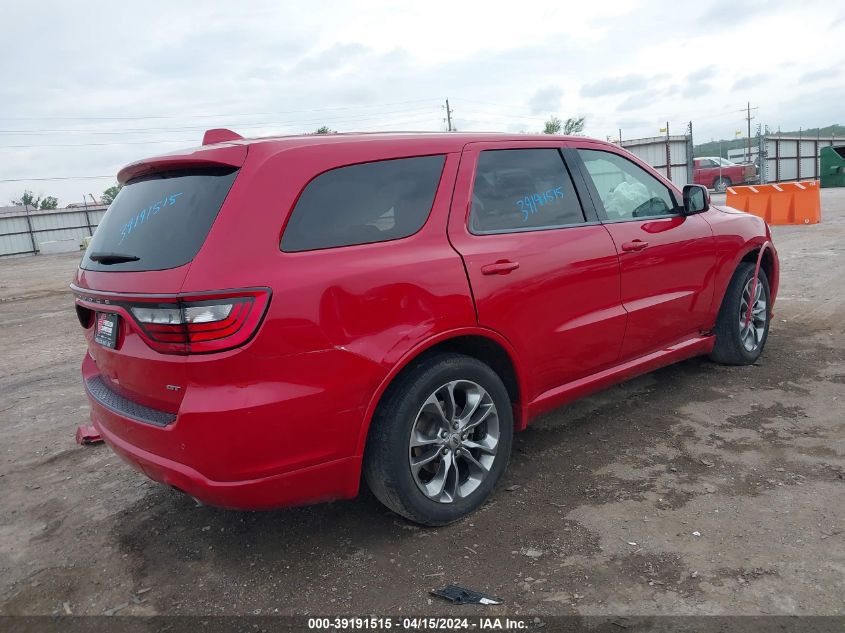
716, 157, 736, 166
80, 168, 238, 272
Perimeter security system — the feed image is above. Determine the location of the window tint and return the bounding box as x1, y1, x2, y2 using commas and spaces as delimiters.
469, 149, 585, 233
281, 155, 445, 252
578, 149, 678, 221
80, 168, 238, 272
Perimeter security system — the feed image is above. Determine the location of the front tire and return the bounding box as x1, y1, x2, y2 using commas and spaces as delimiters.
364, 353, 513, 526
709, 262, 771, 365
714, 176, 732, 193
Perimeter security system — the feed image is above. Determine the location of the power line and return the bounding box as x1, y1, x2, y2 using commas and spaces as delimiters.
0, 105, 442, 136
0, 139, 200, 149
0, 116, 446, 150
0, 176, 114, 183
0, 114, 443, 149
0, 98, 443, 122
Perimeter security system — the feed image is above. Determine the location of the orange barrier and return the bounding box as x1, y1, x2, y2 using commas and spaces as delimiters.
725, 180, 821, 225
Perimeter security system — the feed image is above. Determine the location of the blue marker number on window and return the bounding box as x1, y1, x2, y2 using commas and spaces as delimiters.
118, 192, 183, 245
516, 186, 564, 222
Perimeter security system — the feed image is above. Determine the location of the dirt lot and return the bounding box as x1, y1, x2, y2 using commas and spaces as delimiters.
0, 190, 843, 618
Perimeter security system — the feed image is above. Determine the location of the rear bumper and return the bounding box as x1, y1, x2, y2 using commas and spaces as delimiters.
94, 416, 361, 510
82, 349, 371, 510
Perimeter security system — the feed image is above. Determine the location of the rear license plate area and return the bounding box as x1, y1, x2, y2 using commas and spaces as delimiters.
94, 312, 119, 348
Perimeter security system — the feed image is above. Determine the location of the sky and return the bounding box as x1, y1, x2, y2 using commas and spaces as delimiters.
1, 0, 843, 207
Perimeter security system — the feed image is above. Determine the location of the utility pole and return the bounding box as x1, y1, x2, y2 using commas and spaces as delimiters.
618, 128, 622, 144
746, 101, 754, 163
444, 99, 453, 132
687, 121, 694, 185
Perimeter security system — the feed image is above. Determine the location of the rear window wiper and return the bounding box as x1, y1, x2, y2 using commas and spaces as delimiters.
88, 251, 141, 265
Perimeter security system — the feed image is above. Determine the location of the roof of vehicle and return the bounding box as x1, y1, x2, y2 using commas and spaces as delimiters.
117, 131, 618, 183
230, 130, 604, 151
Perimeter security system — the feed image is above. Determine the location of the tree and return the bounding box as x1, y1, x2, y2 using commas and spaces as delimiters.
313, 125, 335, 135
542, 116, 586, 136
39, 196, 58, 210
102, 184, 123, 205
543, 116, 562, 135
11, 190, 37, 207
563, 117, 585, 135
11, 190, 58, 209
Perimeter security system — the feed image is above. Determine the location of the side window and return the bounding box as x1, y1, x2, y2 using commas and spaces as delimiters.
578, 149, 678, 221
469, 149, 585, 233
700, 158, 717, 168
281, 155, 445, 252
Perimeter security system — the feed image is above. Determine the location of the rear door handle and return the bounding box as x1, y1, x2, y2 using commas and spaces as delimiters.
620, 240, 649, 252
481, 260, 520, 275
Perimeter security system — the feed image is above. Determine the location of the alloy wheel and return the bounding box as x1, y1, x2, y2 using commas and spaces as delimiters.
739, 277, 767, 352
408, 380, 500, 503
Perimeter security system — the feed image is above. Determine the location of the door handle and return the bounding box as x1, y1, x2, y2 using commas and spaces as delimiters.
481, 260, 520, 275
620, 240, 649, 252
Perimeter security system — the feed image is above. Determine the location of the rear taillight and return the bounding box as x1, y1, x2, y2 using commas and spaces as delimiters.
76, 304, 94, 328
127, 289, 270, 354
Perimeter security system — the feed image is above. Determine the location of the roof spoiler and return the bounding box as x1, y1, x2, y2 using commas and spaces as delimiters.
202, 128, 243, 145
117, 144, 248, 184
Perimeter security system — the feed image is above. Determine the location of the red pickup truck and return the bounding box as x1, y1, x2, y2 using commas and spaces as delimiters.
694, 157, 757, 192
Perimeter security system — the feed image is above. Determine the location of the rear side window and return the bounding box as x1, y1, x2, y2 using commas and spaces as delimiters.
281, 155, 446, 252
470, 149, 585, 233
80, 168, 238, 272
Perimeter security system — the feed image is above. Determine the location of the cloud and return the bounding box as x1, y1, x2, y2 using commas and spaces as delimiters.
0, 0, 841, 205
699, 0, 788, 26
581, 74, 650, 98
527, 87, 563, 115
799, 65, 843, 83
730, 73, 770, 91
616, 91, 662, 112
687, 66, 717, 83
292, 43, 370, 74
683, 81, 713, 99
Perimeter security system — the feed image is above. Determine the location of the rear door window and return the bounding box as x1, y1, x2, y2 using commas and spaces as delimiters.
469, 149, 585, 233
281, 155, 446, 252
80, 168, 238, 272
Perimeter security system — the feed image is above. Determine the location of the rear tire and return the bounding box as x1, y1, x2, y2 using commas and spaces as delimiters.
364, 353, 513, 526
709, 262, 771, 365
714, 176, 732, 193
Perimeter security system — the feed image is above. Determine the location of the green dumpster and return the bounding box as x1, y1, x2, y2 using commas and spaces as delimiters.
820, 145, 845, 188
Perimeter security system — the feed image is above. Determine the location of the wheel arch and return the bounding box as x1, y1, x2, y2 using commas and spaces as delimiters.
713, 240, 778, 321
354, 328, 526, 456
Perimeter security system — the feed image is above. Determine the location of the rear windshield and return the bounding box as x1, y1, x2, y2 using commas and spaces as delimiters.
80, 168, 238, 272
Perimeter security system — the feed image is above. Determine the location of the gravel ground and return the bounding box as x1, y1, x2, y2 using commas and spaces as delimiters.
0, 190, 843, 617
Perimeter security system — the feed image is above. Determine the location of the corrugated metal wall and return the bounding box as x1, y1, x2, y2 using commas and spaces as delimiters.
727, 135, 845, 183
620, 135, 692, 186
766, 136, 844, 183
0, 206, 106, 258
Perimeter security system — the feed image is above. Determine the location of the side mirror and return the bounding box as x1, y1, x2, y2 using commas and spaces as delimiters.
683, 184, 710, 215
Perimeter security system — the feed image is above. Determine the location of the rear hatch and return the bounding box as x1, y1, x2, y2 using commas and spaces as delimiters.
73, 144, 251, 413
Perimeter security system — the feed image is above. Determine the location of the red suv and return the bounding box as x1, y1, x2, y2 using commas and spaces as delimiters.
73, 131, 778, 525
